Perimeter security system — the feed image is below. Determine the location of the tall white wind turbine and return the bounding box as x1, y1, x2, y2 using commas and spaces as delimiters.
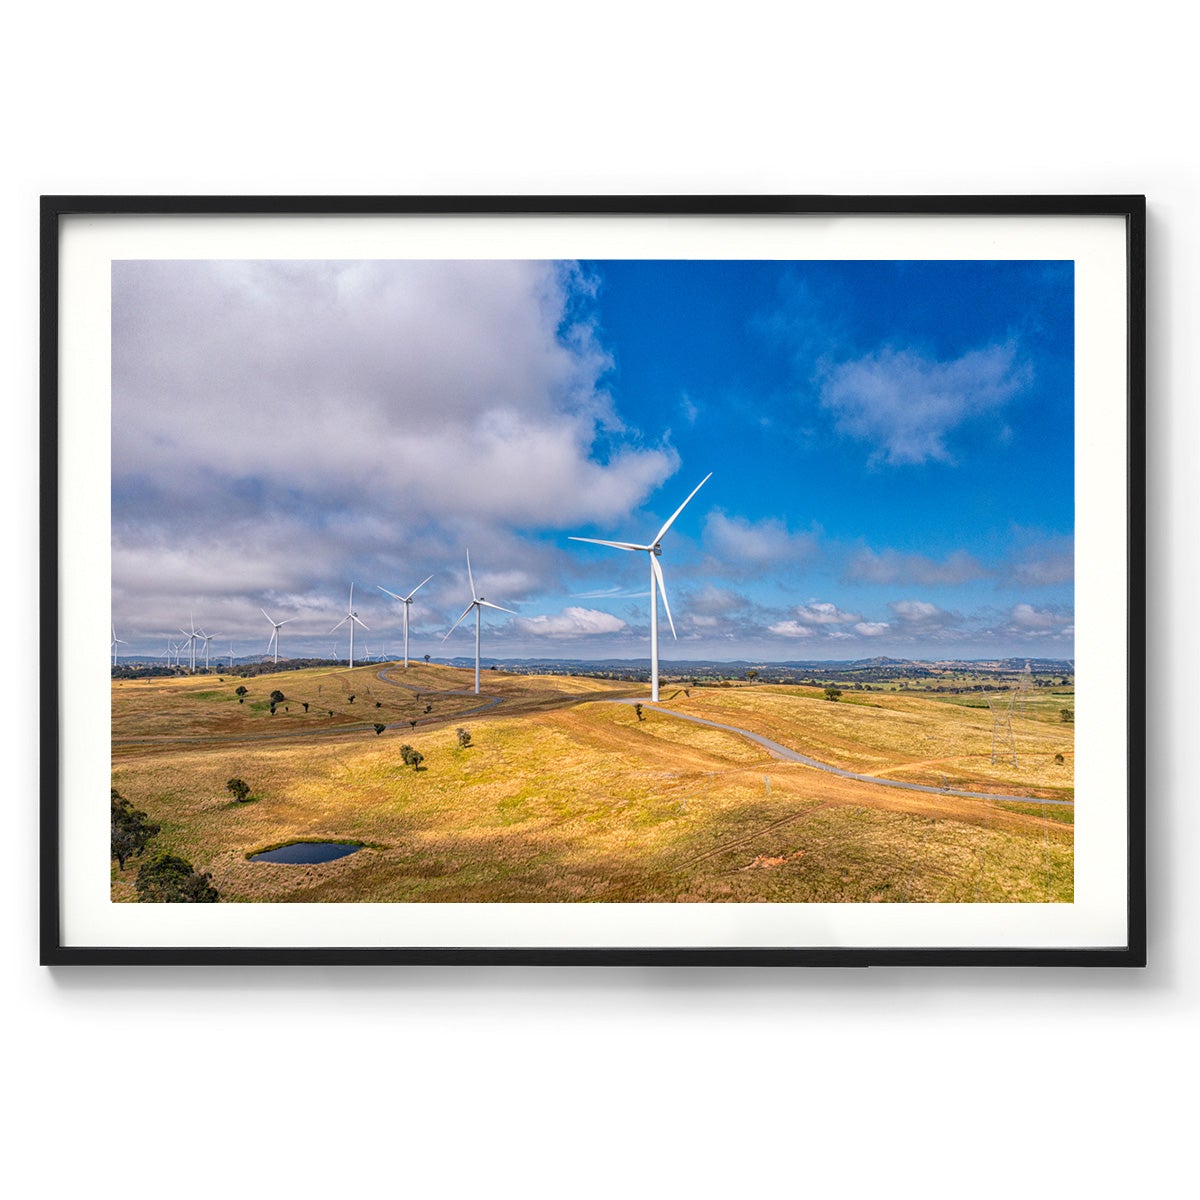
261, 609, 295, 666
442, 551, 515, 696
179, 616, 202, 672
200, 630, 217, 670
330, 583, 368, 668
111, 625, 127, 667
378, 575, 434, 668
569, 472, 711, 702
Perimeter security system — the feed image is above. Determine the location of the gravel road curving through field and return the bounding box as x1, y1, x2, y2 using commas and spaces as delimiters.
601, 699, 1075, 808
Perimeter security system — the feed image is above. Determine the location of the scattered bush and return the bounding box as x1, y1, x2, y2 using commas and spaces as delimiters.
225, 777, 251, 803
376, 700, 382, 708
347, 694, 355, 704
456, 727, 472, 748
111, 788, 160, 870
1060, 708, 1074, 723
302, 702, 309, 712
236, 685, 248, 704
269, 689, 285, 704
135, 853, 220, 903
1054, 753, 1065, 764
634, 703, 644, 721
408, 750, 424, 770
374, 723, 385, 735
823, 686, 843, 702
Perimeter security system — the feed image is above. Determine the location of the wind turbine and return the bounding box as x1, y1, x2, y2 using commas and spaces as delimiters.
199, 630, 217, 670
228, 640, 236, 670
442, 551, 515, 696
330, 583, 368, 668
569, 472, 711, 702
378, 575, 434, 668
261, 609, 295, 665
111, 625, 127, 667
179, 616, 201, 672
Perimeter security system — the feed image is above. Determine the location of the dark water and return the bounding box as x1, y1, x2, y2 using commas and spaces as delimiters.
250, 842, 362, 864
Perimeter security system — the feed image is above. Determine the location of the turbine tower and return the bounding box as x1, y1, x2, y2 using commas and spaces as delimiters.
111, 625, 127, 667
330, 583, 368, 668
569, 472, 711, 702
378, 575, 434, 668
442, 551, 515, 696
200, 630, 217, 670
179, 616, 201, 672
262, 609, 294, 666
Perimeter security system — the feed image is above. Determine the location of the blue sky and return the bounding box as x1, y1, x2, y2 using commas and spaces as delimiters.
111, 258, 1074, 662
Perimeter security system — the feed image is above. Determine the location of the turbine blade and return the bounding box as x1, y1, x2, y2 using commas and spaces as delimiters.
466, 551, 476, 600
351, 614, 369, 630
261, 608, 274, 623
443, 603, 476, 640
478, 600, 516, 615
330, 615, 350, 632
377, 586, 403, 602
651, 554, 676, 639
567, 536, 648, 552
279, 618, 296, 625
653, 472, 712, 545
404, 574, 434, 601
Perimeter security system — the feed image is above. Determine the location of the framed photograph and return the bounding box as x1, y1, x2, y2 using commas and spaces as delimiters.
41, 195, 1145, 966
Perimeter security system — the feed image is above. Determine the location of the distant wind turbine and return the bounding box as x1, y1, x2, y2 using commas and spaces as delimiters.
199, 630, 217, 670
569, 472, 711, 702
111, 625, 127, 667
262, 609, 295, 665
378, 575, 434, 668
330, 583, 368, 668
179, 615, 202, 672
442, 551, 515, 696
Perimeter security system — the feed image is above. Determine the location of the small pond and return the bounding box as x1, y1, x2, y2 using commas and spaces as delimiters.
249, 842, 362, 865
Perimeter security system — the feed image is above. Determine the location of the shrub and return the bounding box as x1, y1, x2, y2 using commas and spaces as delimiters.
400, 744, 415, 765
225, 777, 251, 803
823, 686, 843, 702
408, 750, 424, 771
374, 723, 385, 735
135, 853, 220, 903
269, 689, 285, 704
1060, 708, 1074, 723
456, 727, 472, 748
347, 694, 355, 704
634, 703, 644, 721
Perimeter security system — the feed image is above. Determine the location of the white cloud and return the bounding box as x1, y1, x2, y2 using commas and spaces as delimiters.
819, 342, 1030, 466
510, 607, 628, 638
793, 600, 861, 626
888, 599, 960, 628
1006, 603, 1073, 634
703, 510, 819, 566
853, 621, 890, 637
767, 620, 815, 638
844, 546, 987, 586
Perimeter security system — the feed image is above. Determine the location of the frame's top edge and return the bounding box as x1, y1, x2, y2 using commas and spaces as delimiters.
40, 194, 1147, 219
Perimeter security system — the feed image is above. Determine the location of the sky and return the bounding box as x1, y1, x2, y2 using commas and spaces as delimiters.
111, 257, 1074, 664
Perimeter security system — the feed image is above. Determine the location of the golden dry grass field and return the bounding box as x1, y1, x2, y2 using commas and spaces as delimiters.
111, 664, 1073, 904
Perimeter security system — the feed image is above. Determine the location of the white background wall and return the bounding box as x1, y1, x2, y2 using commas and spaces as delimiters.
3, 4, 1194, 1195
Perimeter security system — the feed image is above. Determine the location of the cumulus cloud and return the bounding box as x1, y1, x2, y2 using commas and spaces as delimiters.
112, 260, 677, 543
510, 607, 627, 638
1007, 537, 1075, 587
1005, 603, 1074, 635
703, 510, 819, 567
792, 601, 861, 626
844, 546, 988, 586
888, 599, 960, 628
853, 621, 890, 637
767, 620, 815, 638
819, 342, 1030, 466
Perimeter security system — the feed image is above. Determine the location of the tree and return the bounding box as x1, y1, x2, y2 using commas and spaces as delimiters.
373, 723, 386, 735
1060, 708, 1074, 723
409, 719, 418, 731
400, 744, 415, 765
302, 702, 309, 713
456, 727, 472, 748
746, 669, 758, 684
408, 750, 424, 771
225, 777, 251, 803
823, 686, 842, 702
111, 788, 160, 870
235, 685, 248, 704
348, 694, 355, 704
424, 654, 430, 664
634, 703, 644, 721
135, 853, 220, 903
269, 689, 285, 704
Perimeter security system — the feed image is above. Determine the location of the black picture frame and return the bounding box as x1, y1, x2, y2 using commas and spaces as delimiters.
41, 194, 1146, 966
